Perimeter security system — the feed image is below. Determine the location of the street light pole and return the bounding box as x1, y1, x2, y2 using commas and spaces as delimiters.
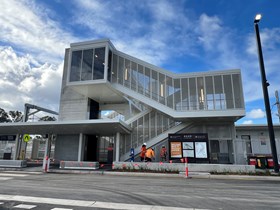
254, 14, 279, 173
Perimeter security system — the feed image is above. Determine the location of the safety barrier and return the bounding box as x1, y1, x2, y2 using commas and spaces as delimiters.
0, 160, 27, 168
60, 161, 99, 170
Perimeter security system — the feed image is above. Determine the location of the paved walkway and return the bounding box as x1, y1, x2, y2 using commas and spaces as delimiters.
1, 165, 280, 181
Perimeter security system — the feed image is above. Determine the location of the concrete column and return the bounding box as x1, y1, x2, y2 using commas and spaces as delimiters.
115, 132, 120, 162
78, 133, 83, 162
13, 134, 20, 160
42, 135, 51, 170
232, 124, 237, 164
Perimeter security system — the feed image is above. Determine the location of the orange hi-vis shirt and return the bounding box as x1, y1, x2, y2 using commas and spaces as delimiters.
145, 148, 155, 159
140, 146, 146, 158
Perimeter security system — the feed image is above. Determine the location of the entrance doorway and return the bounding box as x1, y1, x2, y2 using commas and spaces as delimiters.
84, 135, 98, 161
98, 136, 114, 164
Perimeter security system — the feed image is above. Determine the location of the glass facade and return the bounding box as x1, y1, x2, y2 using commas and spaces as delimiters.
109, 52, 244, 112
66, 40, 245, 162
120, 110, 180, 155
69, 47, 105, 82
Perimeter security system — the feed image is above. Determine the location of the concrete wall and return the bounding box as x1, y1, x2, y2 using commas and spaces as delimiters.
113, 162, 255, 173
235, 126, 280, 164
58, 48, 89, 121
54, 134, 79, 161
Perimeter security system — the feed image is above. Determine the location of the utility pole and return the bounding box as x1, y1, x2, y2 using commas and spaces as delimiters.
276, 90, 280, 123
254, 14, 279, 173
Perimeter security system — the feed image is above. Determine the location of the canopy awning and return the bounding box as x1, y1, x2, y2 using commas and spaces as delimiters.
0, 119, 131, 136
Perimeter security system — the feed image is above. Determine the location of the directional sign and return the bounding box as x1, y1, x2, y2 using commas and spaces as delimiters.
23, 134, 31, 143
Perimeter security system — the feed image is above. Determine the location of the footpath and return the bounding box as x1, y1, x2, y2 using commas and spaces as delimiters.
1, 165, 280, 181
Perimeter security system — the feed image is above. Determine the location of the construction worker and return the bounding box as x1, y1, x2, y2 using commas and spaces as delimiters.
160, 145, 167, 161
145, 147, 155, 162
140, 143, 147, 162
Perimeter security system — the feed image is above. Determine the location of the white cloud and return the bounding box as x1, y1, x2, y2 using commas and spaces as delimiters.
246, 109, 265, 119
0, 0, 78, 64
196, 14, 222, 51
242, 120, 254, 125
0, 47, 62, 113
73, 0, 195, 66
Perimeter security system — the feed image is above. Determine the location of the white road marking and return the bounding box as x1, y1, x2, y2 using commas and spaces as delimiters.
0, 177, 12, 180
51, 208, 73, 210
0, 202, 3, 204
2, 171, 42, 175
13, 204, 36, 209
0, 173, 28, 177
0, 194, 209, 210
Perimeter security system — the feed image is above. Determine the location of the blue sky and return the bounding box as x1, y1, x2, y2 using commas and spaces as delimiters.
0, 0, 279, 125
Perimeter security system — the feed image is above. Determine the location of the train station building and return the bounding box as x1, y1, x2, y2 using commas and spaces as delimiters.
0, 39, 279, 166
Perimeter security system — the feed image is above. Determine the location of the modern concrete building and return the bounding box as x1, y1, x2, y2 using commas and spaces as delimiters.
54, 39, 246, 164
1, 39, 278, 166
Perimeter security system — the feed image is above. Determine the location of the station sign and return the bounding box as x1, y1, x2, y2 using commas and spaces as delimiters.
168, 133, 209, 163
0, 135, 16, 141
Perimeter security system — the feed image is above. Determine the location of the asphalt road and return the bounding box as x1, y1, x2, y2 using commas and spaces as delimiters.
0, 171, 280, 210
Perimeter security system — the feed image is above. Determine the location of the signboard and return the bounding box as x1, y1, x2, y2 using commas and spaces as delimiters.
195, 142, 208, 158
0, 135, 16, 141
170, 142, 182, 158
169, 133, 209, 163
23, 134, 31, 143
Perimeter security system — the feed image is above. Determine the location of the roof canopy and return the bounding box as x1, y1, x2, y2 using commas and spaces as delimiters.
0, 119, 131, 136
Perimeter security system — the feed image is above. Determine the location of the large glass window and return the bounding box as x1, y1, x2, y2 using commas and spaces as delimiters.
124, 59, 131, 88
70, 47, 105, 82
166, 76, 174, 109
232, 74, 243, 108
70, 50, 82, 81
205, 76, 214, 110
151, 70, 158, 101
144, 67, 151, 97
144, 114, 149, 142
137, 65, 144, 95
181, 78, 189, 110
214, 75, 225, 109
197, 77, 204, 110
132, 121, 137, 149
93, 47, 105, 80
223, 75, 234, 109
118, 56, 124, 85
150, 111, 156, 138
189, 78, 197, 110
159, 73, 165, 105
131, 62, 137, 91
137, 117, 143, 145
112, 54, 118, 83
174, 79, 181, 110
107, 50, 112, 82
81, 49, 93, 81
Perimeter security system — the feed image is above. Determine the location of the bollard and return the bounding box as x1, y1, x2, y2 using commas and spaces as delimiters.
44, 156, 50, 173
185, 157, 189, 178
44, 156, 48, 172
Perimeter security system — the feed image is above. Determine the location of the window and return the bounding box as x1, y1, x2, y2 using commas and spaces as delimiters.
205, 76, 214, 110
70, 50, 82, 81
81, 49, 93, 81
70, 47, 105, 82
93, 47, 105, 80
223, 75, 234, 109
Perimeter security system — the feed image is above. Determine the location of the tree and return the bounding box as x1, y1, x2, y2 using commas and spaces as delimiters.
8, 110, 23, 122
39, 116, 57, 121
0, 108, 11, 123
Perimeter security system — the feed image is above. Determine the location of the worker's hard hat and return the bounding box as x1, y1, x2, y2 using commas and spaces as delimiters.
162, 145, 165, 147
143, 143, 147, 146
